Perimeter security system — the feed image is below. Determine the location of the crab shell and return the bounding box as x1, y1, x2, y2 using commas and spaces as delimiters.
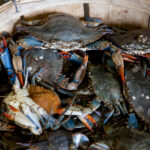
89, 128, 150, 150
24, 48, 63, 88
104, 29, 150, 55
125, 70, 150, 125
18, 14, 105, 46
88, 64, 123, 111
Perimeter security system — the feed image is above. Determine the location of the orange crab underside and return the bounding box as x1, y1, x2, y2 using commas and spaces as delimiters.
28, 85, 61, 114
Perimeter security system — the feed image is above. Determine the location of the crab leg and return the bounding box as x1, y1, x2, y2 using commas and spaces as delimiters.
121, 53, 138, 60
55, 100, 100, 131
103, 109, 114, 125
12, 55, 24, 86
56, 108, 96, 131
78, 115, 94, 131
122, 53, 139, 63
112, 50, 125, 87
60, 51, 83, 64
0, 36, 15, 84
4, 105, 41, 135
142, 53, 150, 58
66, 54, 88, 90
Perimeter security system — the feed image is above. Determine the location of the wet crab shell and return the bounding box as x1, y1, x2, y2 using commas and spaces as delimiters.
88, 64, 123, 111
104, 29, 150, 55
125, 70, 150, 124
88, 128, 150, 150
24, 48, 63, 88
18, 14, 105, 45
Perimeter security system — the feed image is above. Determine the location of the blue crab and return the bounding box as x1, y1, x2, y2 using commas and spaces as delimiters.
88, 64, 128, 124
22, 48, 88, 92
17, 130, 89, 150
104, 29, 150, 57
16, 14, 109, 51
89, 128, 150, 150
125, 68, 150, 126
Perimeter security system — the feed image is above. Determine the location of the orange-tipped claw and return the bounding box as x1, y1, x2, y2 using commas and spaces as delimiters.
78, 116, 93, 132
86, 114, 97, 127
118, 66, 125, 86
83, 54, 89, 64
3, 112, 14, 120
123, 58, 138, 63
55, 108, 65, 115
17, 72, 24, 86
121, 53, 138, 60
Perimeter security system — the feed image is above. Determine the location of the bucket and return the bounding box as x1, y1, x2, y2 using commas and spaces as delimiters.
0, 0, 150, 34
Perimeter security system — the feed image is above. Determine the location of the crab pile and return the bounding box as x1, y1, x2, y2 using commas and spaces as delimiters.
0, 13, 150, 150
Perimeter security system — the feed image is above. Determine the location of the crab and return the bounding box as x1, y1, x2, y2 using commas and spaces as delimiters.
104, 29, 150, 57
89, 128, 150, 150
22, 48, 88, 93
16, 14, 109, 51
125, 68, 150, 126
88, 64, 128, 124
3, 75, 48, 135
18, 130, 89, 150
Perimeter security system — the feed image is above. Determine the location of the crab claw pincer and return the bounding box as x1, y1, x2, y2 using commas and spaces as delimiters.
112, 50, 125, 87
4, 105, 42, 135
66, 54, 88, 90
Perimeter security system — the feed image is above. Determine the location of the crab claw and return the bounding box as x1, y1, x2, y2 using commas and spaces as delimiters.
4, 105, 42, 135
121, 53, 139, 63
12, 55, 24, 86
55, 100, 100, 131
66, 54, 88, 90
78, 115, 94, 132
56, 108, 96, 131
112, 50, 125, 86
60, 51, 83, 64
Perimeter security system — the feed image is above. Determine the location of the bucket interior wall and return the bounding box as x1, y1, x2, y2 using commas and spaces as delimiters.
0, 0, 150, 34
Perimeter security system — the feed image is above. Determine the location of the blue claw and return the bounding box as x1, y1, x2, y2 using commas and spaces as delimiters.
0, 46, 16, 84
60, 52, 83, 65
68, 53, 83, 65
17, 37, 44, 49
128, 113, 138, 129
